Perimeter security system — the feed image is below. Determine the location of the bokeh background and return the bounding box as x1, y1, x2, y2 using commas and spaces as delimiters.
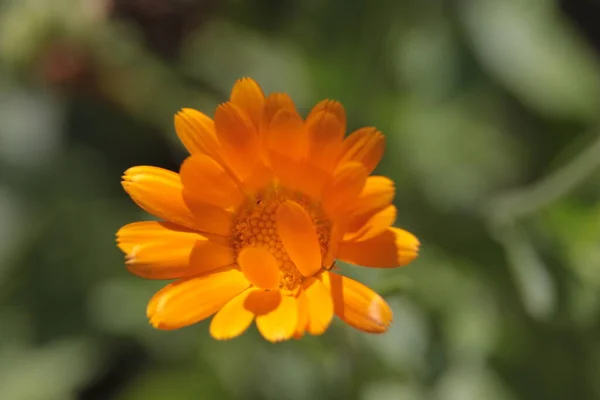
1, 0, 600, 399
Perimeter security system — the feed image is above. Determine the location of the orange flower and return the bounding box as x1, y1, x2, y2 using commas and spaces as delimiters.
116, 78, 420, 342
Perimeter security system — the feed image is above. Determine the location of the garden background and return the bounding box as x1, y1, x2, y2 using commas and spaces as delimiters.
1, 0, 600, 399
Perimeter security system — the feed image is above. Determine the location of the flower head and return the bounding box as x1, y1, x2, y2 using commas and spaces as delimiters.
116, 78, 420, 342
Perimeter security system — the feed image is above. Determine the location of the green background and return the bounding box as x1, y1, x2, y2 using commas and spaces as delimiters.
1, 0, 600, 399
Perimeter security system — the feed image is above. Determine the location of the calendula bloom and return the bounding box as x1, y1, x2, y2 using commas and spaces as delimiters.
116, 78, 419, 342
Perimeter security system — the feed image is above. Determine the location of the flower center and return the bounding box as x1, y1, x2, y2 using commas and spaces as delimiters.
232, 186, 332, 291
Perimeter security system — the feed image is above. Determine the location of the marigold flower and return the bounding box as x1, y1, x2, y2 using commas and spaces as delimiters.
116, 78, 420, 342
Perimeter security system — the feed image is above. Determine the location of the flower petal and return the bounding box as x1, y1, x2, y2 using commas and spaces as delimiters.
293, 292, 310, 338
276, 200, 322, 277
180, 154, 243, 209
237, 247, 281, 290
209, 287, 258, 340
261, 93, 296, 131
323, 221, 345, 269
266, 109, 309, 191
321, 162, 367, 219
214, 102, 262, 180
296, 163, 331, 200
306, 100, 346, 131
246, 290, 298, 342
122, 166, 195, 229
337, 127, 385, 174
302, 277, 334, 335
190, 240, 236, 273
338, 227, 420, 268
348, 176, 395, 221
147, 268, 250, 330
117, 221, 207, 279
270, 154, 328, 200
268, 109, 308, 163
320, 271, 392, 333
305, 101, 346, 172
182, 196, 235, 237
241, 164, 275, 195
230, 77, 265, 129
343, 205, 397, 242
116, 221, 196, 254
174, 108, 221, 159
260, 93, 297, 162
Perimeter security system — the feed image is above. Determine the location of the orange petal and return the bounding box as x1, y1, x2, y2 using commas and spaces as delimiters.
269, 153, 297, 191
190, 240, 236, 272
293, 292, 310, 338
259, 93, 297, 164
305, 101, 346, 172
122, 166, 195, 229
323, 221, 346, 269
348, 176, 395, 221
265, 107, 329, 198
182, 196, 235, 237
268, 109, 308, 163
343, 205, 397, 242
321, 162, 367, 219
297, 164, 332, 202
270, 158, 330, 202
240, 163, 274, 195
338, 227, 420, 268
180, 154, 243, 209
320, 271, 392, 333
174, 108, 221, 159
276, 200, 322, 277
117, 221, 208, 279
237, 247, 281, 290
337, 127, 385, 174
116, 221, 196, 254
214, 102, 262, 180
306, 100, 347, 131
126, 241, 200, 279
302, 277, 334, 335
209, 287, 258, 340
230, 77, 265, 129
246, 290, 298, 342
261, 93, 296, 131
147, 268, 250, 330
267, 109, 310, 192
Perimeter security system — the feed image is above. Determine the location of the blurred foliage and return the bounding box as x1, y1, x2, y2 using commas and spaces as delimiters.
1, 0, 600, 399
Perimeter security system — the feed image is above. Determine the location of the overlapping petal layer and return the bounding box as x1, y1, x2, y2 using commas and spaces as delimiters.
117, 77, 420, 342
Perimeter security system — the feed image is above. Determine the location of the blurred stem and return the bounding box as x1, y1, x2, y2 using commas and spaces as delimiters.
484, 130, 600, 320
486, 131, 600, 226
493, 223, 555, 320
